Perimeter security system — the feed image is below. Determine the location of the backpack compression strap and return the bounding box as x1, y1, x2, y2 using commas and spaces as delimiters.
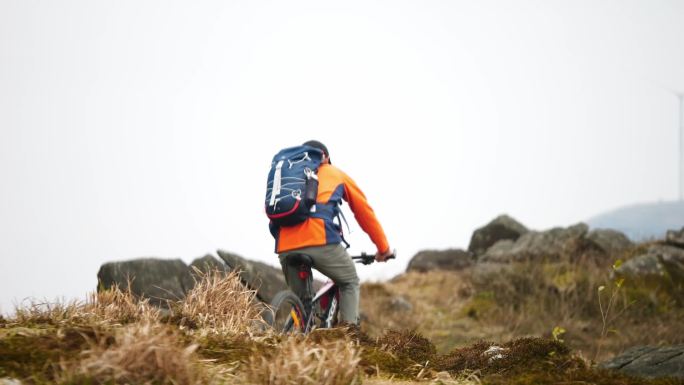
269, 160, 284, 207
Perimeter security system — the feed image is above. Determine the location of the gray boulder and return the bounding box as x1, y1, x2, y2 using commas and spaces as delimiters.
468, 215, 528, 256
471, 262, 513, 286
217, 249, 287, 303
616, 245, 684, 278
477, 240, 515, 262
601, 345, 684, 379
189, 254, 229, 278
614, 253, 667, 282
480, 223, 589, 263
614, 245, 684, 294
97, 258, 194, 307
585, 229, 633, 255
654, 245, 684, 284
667, 227, 684, 248
406, 249, 473, 272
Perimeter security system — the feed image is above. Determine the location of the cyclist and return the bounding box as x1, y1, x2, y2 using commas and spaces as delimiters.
268, 140, 393, 326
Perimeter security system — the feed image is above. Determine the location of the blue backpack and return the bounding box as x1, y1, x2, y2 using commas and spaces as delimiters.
265, 145, 323, 226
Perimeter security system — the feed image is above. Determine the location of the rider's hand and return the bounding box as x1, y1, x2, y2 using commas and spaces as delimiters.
375, 248, 393, 262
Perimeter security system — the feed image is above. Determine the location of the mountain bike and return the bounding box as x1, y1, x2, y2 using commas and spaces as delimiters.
267, 252, 395, 333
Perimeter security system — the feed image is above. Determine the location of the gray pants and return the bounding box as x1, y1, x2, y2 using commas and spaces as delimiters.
279, 243, 360, 324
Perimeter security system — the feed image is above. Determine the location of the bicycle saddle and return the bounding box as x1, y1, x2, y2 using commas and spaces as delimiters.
285, 253, 314, 268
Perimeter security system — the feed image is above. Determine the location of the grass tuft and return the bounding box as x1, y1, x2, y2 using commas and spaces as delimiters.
10, 284, 159, 327
175, 269, 265, 334
244, 335, 362, 385
378, 329, 436, 364
59, 322, 201, 385
12, 299, 85, 326
83, 285, 161, 325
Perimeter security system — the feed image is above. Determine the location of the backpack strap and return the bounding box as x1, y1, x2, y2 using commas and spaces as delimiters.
338, 209, 351, 235
337, 207, 351, 249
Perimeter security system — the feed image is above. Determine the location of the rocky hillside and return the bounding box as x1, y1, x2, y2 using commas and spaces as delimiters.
1, 268, 683, 384
92, 214, 684, 380
361, 215, 684, 380
2, 215, 683, 384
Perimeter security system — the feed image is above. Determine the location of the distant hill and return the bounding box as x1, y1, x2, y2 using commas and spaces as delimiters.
587, 200, 684, 241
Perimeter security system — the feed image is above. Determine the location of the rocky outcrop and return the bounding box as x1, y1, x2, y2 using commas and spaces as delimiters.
189, 254, 229, 277
667, 227, 684, 248
477, 240, 515, 263
216, 249, 287, 303
480, 223, 589, 263
614, 253, 667, 282
601, 345, 684, 379
660, 244, 684, 284
468, 215, 528, 256
471, 262, 513, 286
406, 249, 473, 272
614, 245, 684, 285
585, 229, 633, 255
97, 258, 194, 307
98, 251, 289, 307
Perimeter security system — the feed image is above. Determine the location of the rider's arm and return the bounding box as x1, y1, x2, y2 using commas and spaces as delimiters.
341, 172, 390, 254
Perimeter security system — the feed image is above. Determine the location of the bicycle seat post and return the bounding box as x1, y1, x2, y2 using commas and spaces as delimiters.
286, 254, 315, 320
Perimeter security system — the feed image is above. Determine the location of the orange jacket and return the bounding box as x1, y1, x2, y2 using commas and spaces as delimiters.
269, 163, 389, 254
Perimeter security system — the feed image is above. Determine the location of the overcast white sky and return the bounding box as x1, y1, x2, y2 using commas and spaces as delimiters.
1, 0, 683, 314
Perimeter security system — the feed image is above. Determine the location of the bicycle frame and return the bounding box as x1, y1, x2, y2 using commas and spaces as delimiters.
311, 280, 339, 329
270, 251, 394, 334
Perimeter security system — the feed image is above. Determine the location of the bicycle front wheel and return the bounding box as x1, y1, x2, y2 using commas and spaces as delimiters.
268, 290, 306, 333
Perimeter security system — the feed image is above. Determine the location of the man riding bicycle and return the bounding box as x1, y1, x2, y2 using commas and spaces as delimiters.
268, 140, 393, 325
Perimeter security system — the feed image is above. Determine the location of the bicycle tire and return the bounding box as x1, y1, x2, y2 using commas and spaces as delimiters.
269, 290, 307, 333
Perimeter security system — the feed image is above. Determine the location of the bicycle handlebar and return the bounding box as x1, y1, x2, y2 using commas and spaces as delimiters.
351, 251, 396, 265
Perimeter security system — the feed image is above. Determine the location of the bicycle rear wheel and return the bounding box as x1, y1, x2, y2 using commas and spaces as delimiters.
268, 290, 307, 333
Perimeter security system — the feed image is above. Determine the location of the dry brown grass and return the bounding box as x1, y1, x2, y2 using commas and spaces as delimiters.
360, 271, 478, 352
361, 271, 471, 333
59, 322, 201, 385
244, 336, 362, 385
176, 268, 266, 335
10, 284, 159, 326
12, 298, 84, 325
82, 285, 161, 325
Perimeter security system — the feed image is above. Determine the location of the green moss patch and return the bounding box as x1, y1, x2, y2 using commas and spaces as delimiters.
0, 326, 99, 381
377, 330, 436, 364
194, 333, 275, 367
461, 291, 496, 319
435, 337, 579, 376
360, 346, 423, 379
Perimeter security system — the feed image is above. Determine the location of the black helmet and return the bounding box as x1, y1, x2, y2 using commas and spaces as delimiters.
303, 140, 330, 162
